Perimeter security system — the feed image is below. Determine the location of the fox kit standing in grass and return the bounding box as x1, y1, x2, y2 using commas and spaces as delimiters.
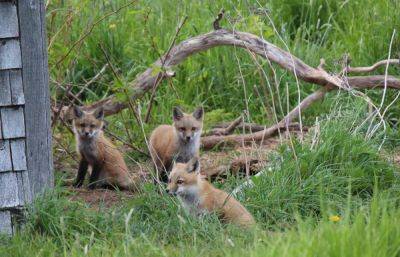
72, 106, 138, 191
149, 106, 203, 182
167, 157, 255, 228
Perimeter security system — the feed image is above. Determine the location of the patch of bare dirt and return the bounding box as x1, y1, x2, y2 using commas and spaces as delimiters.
68, 188, 134, 209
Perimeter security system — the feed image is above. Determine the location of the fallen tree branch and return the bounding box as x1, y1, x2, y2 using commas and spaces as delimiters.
212, 121, 306, 133
201, 86, 332, 149
59, 29, 400, 120
204, 114, 243, 136
205, 157, 264, 179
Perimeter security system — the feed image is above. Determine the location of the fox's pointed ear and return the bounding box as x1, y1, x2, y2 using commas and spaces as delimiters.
73, 105, 83, 118
173, 106, 184, 121
93, 107, 104, 120
192, 106, 203, 120
187, 157, 200, 173
198, 168, 207, 180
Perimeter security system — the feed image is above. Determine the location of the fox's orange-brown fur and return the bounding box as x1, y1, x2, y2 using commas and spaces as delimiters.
149, 107, 203, 182
72, 106, 138, 191
167, 158, 255, 228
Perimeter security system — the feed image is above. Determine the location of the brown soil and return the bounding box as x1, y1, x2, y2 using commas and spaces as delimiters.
68, 188, 134, 209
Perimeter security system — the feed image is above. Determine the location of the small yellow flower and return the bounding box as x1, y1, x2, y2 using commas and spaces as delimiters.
109, 23, 117, 29
329, 215, 341, 222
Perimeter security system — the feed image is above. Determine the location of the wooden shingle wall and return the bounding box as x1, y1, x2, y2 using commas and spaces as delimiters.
0, 0, 53, 235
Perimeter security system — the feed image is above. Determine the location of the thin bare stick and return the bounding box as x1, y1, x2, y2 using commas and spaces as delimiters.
75, 64, 109, 100
54, 1, 137, 67
144, 16, 188, 123
104, 129, 149, 157
343, 59, 399, 74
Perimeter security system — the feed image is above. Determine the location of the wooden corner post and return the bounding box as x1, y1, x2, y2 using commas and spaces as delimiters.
0, 0, 53, 235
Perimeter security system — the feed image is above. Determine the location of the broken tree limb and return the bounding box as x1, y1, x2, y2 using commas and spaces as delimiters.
212, 121, 306, 133
201, 86, 332, 149
204, 114, 243, 136
343, 59, 400, 74
58, 29, 400, 120
205, 157, 264, 179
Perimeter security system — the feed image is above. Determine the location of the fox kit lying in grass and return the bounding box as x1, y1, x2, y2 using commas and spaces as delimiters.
72, 106, 138, 191
149, 106, 203, 182
167, 157, 256, 228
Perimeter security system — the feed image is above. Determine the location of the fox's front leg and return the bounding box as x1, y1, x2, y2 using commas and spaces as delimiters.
73, 159, 89, 188
88, 162, 102, 189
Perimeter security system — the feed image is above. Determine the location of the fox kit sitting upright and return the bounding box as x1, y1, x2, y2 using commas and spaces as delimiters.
167, 157, 255, 228
72, 106, 138, 191
149, 106, 203, 182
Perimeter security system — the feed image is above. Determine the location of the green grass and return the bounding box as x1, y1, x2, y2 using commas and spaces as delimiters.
2, 110, 400, 256
48, 0, 400, 149
2, 0, 400, 256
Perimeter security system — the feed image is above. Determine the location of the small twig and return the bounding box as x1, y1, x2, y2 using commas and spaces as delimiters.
317, 58, 326, 70
75, 64, 109, 100
145, 16, 188, 123
99, 43, 142, 125
52, 135, 78, 163
213, 9, 225, 30
104, 129, 149, 157
54, 1, 137, 67
51, 64, 108, 125
51, 82, 75, 127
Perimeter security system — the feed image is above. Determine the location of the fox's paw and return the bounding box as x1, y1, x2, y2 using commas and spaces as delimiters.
73, 181, 83, 188
87, 183, 97, 190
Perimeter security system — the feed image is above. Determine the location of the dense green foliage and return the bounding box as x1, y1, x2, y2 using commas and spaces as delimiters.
1, 0, 400, 256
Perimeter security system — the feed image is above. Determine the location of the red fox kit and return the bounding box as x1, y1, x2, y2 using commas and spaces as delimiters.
149, 106, 203, 182
72, 106, 138, 191
167, 157, 255, 228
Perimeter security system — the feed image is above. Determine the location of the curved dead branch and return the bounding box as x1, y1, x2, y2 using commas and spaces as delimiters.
56, 28, 400, 150
59, 29, 400, 120
343, 59, 399, 74
212, 122, 305, 133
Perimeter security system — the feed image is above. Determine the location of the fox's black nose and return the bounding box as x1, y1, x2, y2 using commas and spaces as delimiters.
85, 132, 90, 136
166, 189, 170, 194
186, 136, 191, 141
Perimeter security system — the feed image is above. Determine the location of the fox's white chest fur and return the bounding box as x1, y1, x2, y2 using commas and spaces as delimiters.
176, 131, 201, 162
177, 185, 207, 216
76, 136, 99, 164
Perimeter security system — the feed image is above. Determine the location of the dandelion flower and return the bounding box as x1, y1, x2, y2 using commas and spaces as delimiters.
329, 215, 341, 222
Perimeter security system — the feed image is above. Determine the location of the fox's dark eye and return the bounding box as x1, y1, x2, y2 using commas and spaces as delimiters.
192, 127, 197, 131
179, 127, 185, 132
90, 124, 95, 128
177, 179, 184, 185
80, 123, 85, 127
